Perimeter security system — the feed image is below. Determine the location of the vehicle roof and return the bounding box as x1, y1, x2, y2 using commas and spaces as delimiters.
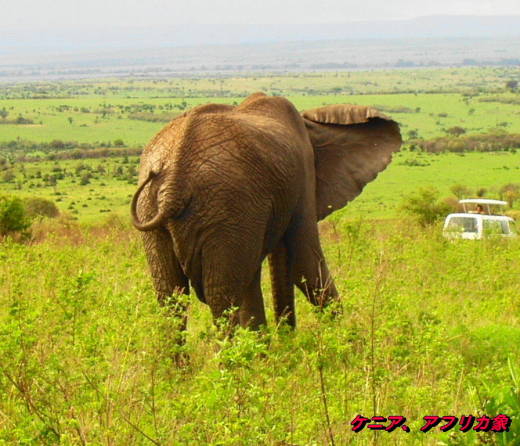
459, 199, 507, 206
446, 213, 514, 221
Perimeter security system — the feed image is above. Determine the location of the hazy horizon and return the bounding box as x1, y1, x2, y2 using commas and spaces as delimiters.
3, 0, 520, 28
2, 14, 520, 52
1, 13, 519, 81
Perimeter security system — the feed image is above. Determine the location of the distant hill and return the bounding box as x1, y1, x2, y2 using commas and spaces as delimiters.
1, 15, 519, 80
2, 15, 519, 52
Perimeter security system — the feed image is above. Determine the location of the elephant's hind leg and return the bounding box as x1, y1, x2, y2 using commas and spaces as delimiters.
204, 270, 266, 331
142, 228, 189, 302
287, 219, 339, 310
268, 241, 296, 328
238, 269, 266, 329
142, 228, 190, 342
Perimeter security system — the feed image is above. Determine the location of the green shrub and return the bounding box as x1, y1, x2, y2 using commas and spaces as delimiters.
24, 197, 60, 219
80, 174, 91, 185
450, 183, 472, 199
400, 187, 451, 226
0, 195, 31, 236
500, 183, 520, 208
2, 170, 15, 183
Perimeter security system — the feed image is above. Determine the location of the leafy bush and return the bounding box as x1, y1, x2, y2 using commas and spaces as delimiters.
401, 187, 451, 226
500, 183, 520, 208
445, 126, 466, 137
450, 184, 472, 199
0, 195, 31, 236
476, 358, 520, 445
24, 197, 60, 219
443, 196, 462, 213
80, 174, 91, 185
2, 170, 15, 183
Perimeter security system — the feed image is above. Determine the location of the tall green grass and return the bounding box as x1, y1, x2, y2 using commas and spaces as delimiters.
0, 218, 518, 444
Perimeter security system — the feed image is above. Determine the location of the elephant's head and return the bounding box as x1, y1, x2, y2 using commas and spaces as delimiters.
301, 104, 402, 220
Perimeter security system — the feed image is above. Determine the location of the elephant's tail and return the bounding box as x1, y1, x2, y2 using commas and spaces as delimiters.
131, 170, 187, 232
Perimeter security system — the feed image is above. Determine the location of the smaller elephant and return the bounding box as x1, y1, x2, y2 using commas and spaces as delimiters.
131, 93, 401, 332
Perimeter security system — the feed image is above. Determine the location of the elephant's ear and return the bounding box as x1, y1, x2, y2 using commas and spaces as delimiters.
302, 104, 402, 220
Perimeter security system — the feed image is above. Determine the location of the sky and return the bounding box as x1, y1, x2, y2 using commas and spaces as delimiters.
1, 0, 520, 28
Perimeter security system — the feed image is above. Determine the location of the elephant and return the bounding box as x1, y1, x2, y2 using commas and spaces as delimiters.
131, 92, 401, 332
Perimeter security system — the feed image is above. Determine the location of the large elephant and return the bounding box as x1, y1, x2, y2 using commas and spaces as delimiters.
131, 93, 401, 331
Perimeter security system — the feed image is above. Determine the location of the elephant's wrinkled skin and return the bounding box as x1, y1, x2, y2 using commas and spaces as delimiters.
131, 93, 401, 330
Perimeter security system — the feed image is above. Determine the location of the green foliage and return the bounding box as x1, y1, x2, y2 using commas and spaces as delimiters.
500, 183, 520, 208
23, 197, 60, 219
0, 221, 518, 444
128, 111, 178, 122
401, 187, 451, 226
445, 126, 467, 137
2, 170, 15, 183
505, 80, 518, 92
0, 195, 31, 236
474, 358, 520, 445
417, 132, 520, 153
80, 173, 91, 185
476, 187, 487, 197
450, 184, 472, 199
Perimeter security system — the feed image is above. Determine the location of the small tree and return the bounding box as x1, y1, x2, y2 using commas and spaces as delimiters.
2, 170, 15, 183
446, 126, 466, 137
401, 187, 451, 227
407, 129, 419, 139
24, 197, 60, 218
476, 187, 487, 197
0, 109, 8, 120
0, 195, 31, 236
80, 173, 91, 185
506, 80, 518, 92
450, 184, 471, 199
500, 183, 520, 208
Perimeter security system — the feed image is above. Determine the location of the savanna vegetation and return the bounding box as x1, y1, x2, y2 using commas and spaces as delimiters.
0, 218, 518, 445
0, 66, 519, 444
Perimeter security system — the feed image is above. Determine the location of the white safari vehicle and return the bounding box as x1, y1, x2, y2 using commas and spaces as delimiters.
443, 199, 517, 240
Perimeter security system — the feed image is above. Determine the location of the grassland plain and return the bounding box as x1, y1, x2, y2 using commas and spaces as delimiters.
1, 67, 518, 100
1, 92, 520, 145
0, 68, 519, 444
1, 151, 519, 223
0, 219, 518, 444
1, 67, 520, 146
1, 70, 520, 222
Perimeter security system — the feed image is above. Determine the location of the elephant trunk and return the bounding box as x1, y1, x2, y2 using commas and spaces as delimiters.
131, 171, 183, 232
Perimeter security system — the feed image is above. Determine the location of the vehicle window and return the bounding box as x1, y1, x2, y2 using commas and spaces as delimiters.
446, 217, 477, 233
501, 221, 511, 235
483, 220, 507, 235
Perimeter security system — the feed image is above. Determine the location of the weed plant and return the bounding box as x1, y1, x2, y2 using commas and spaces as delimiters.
0, 219, 518, 444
